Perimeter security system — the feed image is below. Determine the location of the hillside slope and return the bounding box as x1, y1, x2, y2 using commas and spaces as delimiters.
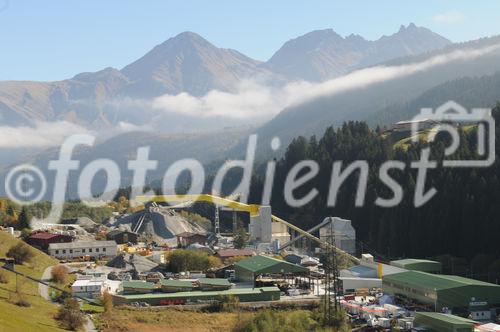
0, 232, 66, 331
252, 35, 500, 156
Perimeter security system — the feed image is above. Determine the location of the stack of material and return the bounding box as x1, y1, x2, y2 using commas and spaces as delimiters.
107, 253, 159, 274
108, 206, 206, 246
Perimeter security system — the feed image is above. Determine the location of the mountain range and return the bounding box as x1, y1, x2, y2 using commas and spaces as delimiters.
0, 24, 451, 129
3, 24, 500, 197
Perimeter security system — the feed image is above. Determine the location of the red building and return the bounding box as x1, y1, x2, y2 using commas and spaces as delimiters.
26, 232, 73, 251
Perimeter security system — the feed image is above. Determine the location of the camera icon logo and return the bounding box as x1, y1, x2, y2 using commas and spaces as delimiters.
410, 101, 495, 167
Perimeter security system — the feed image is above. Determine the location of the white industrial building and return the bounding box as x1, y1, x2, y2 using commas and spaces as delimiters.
71, 274, 121, 298
249, 206, 290, 244
71, 278, 105, 298
48, 240, 118, 259
340, 277, 382, 292
319, 217, 356, 255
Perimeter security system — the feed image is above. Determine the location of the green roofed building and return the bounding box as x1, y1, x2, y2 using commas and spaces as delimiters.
160, 279, 194, 293
390, 259, 442, 273
383, 271, 500, 313
121, 281, 156, 294
235, 255, 309, 283
112, 287, 281, 306
413, 312, 476, 332
198, 278, 232, 291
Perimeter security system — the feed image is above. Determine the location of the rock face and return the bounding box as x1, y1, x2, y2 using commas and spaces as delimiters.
121, 31, 271, 98
108, 206, 207, 246
265, 23, 451, 81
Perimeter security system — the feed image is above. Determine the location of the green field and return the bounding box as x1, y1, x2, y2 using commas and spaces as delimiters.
0, 231, 68, 332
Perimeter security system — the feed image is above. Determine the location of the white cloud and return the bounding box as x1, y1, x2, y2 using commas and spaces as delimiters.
0, 121, 90, 148
152, 43, 500, 120
433, 10, 465, 24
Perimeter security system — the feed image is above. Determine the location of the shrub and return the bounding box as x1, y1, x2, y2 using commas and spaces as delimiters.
14, 298, 31, 307
204, 295, 240, 313
168, 249, 211, 272
241, 310, 319, 332
6, 242, 34, 264
101, 291, 114, 312
0, 270, 9, 284
51, 265, 69, 284
56, 298, 86, 331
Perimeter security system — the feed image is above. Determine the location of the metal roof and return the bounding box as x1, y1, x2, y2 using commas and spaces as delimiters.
29, 232, 69, 240
415, 312, 476, 325
390, 259, 442, 272
122, 281, 156, 290
160, 279, 194, 288
115, 286, 280, 300
216, 249, 255, 258
198, 278, 231, 286
383, 271, 498, 291
48, 240, 117, 249
235, 255, 308, 274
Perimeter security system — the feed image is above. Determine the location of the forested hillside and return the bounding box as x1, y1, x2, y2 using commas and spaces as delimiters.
248, 104, 500, 280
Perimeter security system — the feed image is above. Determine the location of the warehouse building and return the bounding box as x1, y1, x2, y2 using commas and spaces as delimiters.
390, 258, 442, 274
27, 232, 73, 251
48, 240, 118, 259
106, 229, 139, 244
413, 312, 476, 332
121, 281, 156, 295
112, 287, 281, 306
383, 271, 500, 314
234, 255, 309, 284
160, 279, 194, 293
198, 278, 232, 291
71, 279, 105, 299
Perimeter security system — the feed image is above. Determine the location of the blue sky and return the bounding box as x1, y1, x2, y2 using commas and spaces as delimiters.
1, 0, 499, 81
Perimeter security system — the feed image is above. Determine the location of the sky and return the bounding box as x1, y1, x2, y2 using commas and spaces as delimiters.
1, 0, 500, 81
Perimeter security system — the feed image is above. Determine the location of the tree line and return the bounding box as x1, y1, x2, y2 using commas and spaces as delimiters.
245, 104, 500, 280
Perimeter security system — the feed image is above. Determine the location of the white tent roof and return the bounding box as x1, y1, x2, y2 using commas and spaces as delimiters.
477, 323, 500, 331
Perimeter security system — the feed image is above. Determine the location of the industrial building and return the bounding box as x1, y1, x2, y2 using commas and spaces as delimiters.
106, 229, 139, 244
319, 217, 356, 255
413, 312, 476, 332
234, 255, 309, 283
390, 258, 442, 273
71, 279, 105, 299
339, 277, 382, 293
160, 279, 194, 293
112, 287, 281, 306
383, 270, 500, 314
197, 278, 232, 291
121, 281, 156, 295
176, 232, 208, 247
26, 232, 73, 251
216, 248, 255, 262
48, 240, 118, 259
340, 254, 406, 279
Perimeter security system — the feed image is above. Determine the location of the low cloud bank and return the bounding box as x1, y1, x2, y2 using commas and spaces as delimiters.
153, 43, 500, 119
0, 121, 90, 148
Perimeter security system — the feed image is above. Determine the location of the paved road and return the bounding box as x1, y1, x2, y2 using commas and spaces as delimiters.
37, 265, 97, 332
38, 266, 53, 301
84, 316, 98, 332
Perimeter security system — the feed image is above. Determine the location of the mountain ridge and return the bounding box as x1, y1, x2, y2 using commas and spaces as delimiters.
0, 25, 451, 129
